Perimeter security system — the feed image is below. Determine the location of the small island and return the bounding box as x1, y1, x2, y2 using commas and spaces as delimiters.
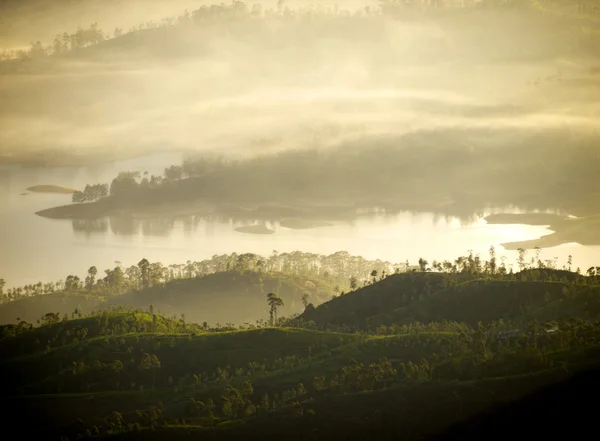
26, 185, 77, 194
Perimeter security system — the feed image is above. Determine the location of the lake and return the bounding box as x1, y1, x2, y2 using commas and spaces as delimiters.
1, 152, 599, 288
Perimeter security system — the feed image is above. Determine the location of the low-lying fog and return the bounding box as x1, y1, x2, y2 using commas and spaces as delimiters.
1, 3, 599, 165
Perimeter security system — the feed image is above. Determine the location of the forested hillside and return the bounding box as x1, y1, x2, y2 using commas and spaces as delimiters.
2, 249, 599, 440
0, 251, 398, 324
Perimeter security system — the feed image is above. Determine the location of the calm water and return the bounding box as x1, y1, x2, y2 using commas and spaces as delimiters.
1, 152, 599, 288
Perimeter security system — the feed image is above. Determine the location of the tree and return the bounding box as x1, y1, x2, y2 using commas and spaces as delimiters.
85, 266, 97, 291
138, 258, 150, 289
418, 258, 429, 272
488, 246, 497, 275
267, 292, 284, 326
105, 411, 125, 434
221, 387, 245, 419
587, 267, 597, 277
191, 374, 199, 397
41, 312, 60, 326
164, 165, 184, 181
240, 380, 254, 398
110, 171, 140, 197
139, 353, 161, 402
72, 190, 85, 203
301, 293, 309, 309
349, 276, 358, 290
370, 270, 378, 284
517, 248, 527, 271
65, 275, 81, 291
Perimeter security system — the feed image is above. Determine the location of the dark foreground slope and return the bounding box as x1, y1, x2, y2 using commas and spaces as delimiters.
4, 264, 600, 441
431, 367, 600, 441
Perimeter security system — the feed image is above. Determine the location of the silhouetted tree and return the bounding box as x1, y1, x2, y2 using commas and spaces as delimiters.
267, 292, 284, 326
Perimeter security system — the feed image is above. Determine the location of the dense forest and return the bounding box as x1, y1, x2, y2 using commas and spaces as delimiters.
2, 249, 600, 440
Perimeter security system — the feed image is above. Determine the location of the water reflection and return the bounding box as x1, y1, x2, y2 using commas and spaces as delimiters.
68, 205, 570, 240
73, 215, 279, 237
0, 156, 597, 289
0, 169, 9, 204
72, 218, 109, 235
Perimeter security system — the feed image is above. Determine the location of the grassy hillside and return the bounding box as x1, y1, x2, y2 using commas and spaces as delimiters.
4, 308, 600, 440
106, 271, 335, 326
3, 260, 600, 440
301, 272, 456, 328
0, 291, 103, 325
301, 269, 600, 330
0, 269, 337, 326
370, 279, 600, 327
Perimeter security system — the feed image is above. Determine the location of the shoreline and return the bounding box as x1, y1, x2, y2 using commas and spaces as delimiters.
33, 196, 466, 222
486, 213, 600, 250
34, 199, 600, 251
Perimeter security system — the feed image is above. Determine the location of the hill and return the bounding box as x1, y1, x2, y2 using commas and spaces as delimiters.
0, 291, 103, 325
369, 279, 600, 327
0, 270, 338, 326
4, 307, 600, 440
105, 271, 336, 326
301, 272, 456, 328
301, 269, 600, 330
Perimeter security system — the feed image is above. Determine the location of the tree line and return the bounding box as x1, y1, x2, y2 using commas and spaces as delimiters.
2, 248, 598, 312
0, 0, 540, 62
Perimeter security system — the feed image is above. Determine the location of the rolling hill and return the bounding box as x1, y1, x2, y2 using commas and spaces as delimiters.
0, 270, 337, 326
301, 270, 600, 330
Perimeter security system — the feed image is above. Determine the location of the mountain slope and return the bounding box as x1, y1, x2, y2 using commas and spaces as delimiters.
301, 271, 600, 329
106, 271, 335, 325
0, 270, 337, 326
301, 272, 456, 328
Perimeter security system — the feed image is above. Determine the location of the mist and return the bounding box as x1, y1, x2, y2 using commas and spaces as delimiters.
1, 1, 599, 166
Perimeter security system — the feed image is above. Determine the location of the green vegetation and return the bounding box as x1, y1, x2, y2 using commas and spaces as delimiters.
0, 251, 399, 324
2, 249, 600, 440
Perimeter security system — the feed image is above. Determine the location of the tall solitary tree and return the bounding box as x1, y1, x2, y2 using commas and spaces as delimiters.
266, 292, 284, 326
301, 293, 309, 309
